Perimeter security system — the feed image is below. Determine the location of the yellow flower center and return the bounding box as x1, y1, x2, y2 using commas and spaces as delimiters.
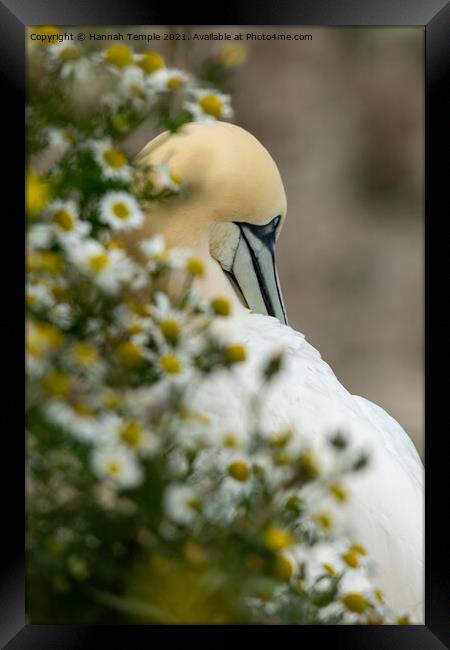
218, 43, 247, 68
116, 341, 144, 368
103, 148, 127, 169
138, 51, 165, 74
186, 258, 205, 277
72, 342, 98, 366
88, 253, 109, 273
179, 407, 211, 425
285, 495, 302, 512
127, 323, 143, 336
170, 172, 182, 186
53, 208, 74, 231
27, 251, 63, 275
299, 450, 320, 480
263, 526, 295, 552
26, 293, 37, 306
341, 550, 360, 569
112, 201, 130, 220
228, 460, 250, 482
63, 131, 76, 143
35, 26, 60, 44
186, 497, 202, 512
322, 563, 337, 576
105, 239, 125, 250
160, 320, 180, 344
72, 402, 94, 417
225, 344, 246, 364
350, 543, 367, 556
27, 322, 62, 357
314, 512, 333, 531
26, 172, 51, 216
268, 430, 291, 449
329, 482, 348, 503
127, 299, 151, 317
396, 615, 411, 625
211, 297, 231, 316
341, 593, 369, 614
105, 44, 133, 68
159, 354, 182, 374
43, 252, 63, 274
223, 433, 238, 447
51, 284, 69, 300
120, 421, 144, 447
130, 83, 145, 98
167, 75, 185, 90
42, 372, 70, 397
106, 460, 122, 476
198, 94, 223, 119
60, 46, 81, 61
373, 588, 384, 603
102, 392, 121, 410
275, 553, 294, 581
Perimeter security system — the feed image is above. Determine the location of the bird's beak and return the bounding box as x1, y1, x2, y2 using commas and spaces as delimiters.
225, 216, 288, 325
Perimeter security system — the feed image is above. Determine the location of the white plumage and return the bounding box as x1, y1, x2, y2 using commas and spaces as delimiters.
193, 312, 424, 620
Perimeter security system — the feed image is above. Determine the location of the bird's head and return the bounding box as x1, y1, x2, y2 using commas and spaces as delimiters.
133, 121, 288, 324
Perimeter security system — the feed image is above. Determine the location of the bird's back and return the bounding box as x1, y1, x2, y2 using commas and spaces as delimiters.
192, 311, 424, 619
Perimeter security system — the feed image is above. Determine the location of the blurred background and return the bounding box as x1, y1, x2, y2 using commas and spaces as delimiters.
127, 27, 424, 456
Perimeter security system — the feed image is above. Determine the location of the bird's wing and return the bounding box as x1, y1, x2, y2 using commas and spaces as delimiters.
351, 394, 423, 492
198, 312, 424, 618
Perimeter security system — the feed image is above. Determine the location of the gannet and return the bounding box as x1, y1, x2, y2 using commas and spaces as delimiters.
125, 121, 424, 620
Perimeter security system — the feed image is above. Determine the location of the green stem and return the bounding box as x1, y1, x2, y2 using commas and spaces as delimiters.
87, 587, 180, 624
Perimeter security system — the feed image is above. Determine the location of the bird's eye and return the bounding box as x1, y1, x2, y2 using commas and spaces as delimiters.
232, 215, 282, 256
272, 215, 281, 230
234, 215, 282, 238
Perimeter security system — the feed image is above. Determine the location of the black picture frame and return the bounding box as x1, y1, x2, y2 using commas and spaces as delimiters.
3, 0, 449, 647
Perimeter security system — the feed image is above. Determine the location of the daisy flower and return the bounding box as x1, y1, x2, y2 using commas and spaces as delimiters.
68, 238, 136, 294
28, 224, 53, 251
103, 44, 134, 69
118, 65, 148, 105
164, 484, 201, 525
148, 68, 189, 93
134, 50, 165, 75
150, 292, 188, 344
45, 400, 102, 444
47, 42, 91, 80
185, 89, 233, 122
48, 41, 82, 61
91, 445, 143, 489
153, 162, 183, 193
90, 139, 132, 181
139, 235, 192, 272
110, 417, 160, 457
98, 191, 144, 230
49, 302, 73, 329
26, 171, 51, 217
26, 282, 54, 309
44, 127, 77, 153
69, 341, 106, 378
112, 304, 152, 346
139, 234, 166, 258
100, 93, 123, 114
48, 199, 90, 244
26, 321, 62, 376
